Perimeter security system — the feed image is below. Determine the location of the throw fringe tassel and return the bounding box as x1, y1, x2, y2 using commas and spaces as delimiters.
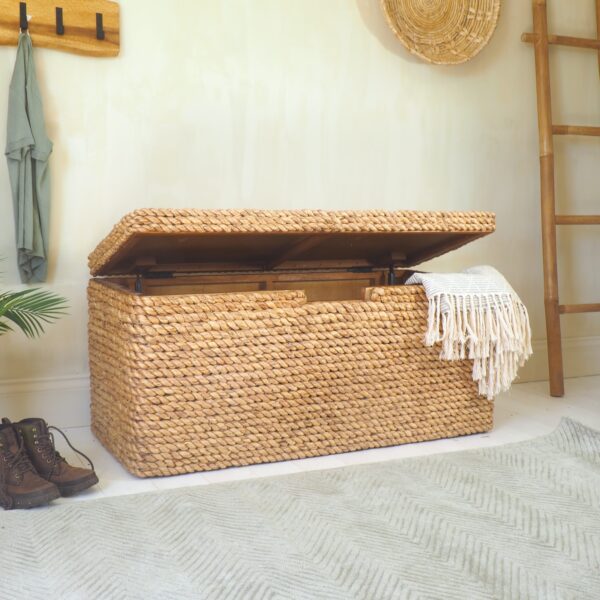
424, 292, 532, 399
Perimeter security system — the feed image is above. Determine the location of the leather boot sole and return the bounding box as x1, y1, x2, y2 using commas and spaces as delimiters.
11, 485, 61, 510
56, 472, 99, 497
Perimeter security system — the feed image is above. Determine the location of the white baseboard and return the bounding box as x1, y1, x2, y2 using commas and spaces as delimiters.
516, 335, 600, 383
0, 336, 598, 428
0, 374, 90, 428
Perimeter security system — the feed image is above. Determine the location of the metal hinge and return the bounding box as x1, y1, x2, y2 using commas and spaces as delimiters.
134, 271, 174, 293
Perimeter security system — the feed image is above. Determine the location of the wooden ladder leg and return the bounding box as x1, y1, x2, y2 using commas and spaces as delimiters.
596, 0, 600, 75
533, 0, 565, 396
540, 156, 564, 397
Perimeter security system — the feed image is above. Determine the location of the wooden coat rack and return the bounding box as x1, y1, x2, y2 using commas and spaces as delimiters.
0, 0, 119, 57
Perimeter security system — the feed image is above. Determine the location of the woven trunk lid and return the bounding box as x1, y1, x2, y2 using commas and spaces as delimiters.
88, 209, 495, 276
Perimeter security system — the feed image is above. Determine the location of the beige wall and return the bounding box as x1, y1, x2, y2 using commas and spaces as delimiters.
1, 0, 599, 414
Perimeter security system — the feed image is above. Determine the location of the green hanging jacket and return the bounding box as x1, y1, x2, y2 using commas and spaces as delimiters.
5, 33, 53, 283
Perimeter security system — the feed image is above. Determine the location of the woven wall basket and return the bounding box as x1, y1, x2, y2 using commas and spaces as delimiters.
88, 209, 496, 477
380, 0, 501, 65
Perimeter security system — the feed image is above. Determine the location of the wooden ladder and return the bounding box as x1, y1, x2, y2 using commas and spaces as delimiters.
522, 0, 600, 397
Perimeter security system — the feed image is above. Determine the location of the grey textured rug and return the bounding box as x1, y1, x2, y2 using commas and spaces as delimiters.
1, 419, 599, 600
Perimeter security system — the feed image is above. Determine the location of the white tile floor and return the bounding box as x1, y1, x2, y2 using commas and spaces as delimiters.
50, 376, 600, 507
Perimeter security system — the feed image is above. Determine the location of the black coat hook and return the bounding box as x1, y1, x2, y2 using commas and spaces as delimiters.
19, 2, 28, 31
96, 13, 105, 40
56, 7, 64, 36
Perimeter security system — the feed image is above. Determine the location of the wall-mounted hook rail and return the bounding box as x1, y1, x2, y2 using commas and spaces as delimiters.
0, 0, 120, 57
55, 7, 64, 35
96, 12, 104, 40
19, 2, 28, 31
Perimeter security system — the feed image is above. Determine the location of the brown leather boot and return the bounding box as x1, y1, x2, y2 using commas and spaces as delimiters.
13, 418, 99, 497
0, 422, 60, 509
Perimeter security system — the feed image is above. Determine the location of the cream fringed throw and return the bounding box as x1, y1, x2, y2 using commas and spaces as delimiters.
406, 266, 532, 399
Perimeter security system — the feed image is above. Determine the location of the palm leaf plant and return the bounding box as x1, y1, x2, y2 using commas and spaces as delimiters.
0, 255, 67, 337
0, 288, 67, 338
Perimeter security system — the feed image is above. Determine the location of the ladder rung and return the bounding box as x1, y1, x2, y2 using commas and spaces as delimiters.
559, 303, 600, 314
556, 215, 600, 225
522, 32, 600, 50
553, 125, 600, 136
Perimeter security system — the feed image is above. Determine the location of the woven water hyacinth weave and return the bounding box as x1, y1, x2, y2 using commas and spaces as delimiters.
88, 208, 496, 477
1, 419, 599, 598
88, 283, 493, 477
87, 208, 495, 274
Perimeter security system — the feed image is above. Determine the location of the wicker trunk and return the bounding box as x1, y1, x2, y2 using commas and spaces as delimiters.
88, 209, 495, 477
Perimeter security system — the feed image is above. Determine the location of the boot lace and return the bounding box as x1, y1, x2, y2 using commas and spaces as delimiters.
0, 437, 36, 510
36, 426, 95, 481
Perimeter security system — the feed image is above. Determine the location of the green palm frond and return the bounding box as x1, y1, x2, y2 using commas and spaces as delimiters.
0, 288, 68, 338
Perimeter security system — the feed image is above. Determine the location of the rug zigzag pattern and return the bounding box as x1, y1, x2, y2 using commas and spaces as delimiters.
1, 418, 599, 599
402, 456, 600, 569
